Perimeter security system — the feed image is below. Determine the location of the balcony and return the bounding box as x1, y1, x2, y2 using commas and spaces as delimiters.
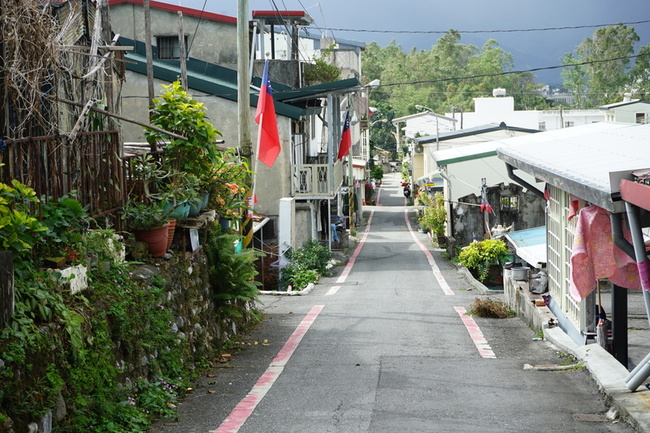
291, 160, 344, 198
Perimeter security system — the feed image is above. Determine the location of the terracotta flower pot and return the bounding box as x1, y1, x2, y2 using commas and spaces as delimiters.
133, 223, 169, 257
167, 219, 177, 250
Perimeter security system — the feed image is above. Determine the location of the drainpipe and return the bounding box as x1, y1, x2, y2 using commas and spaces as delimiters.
506, 164, 544, 199
610, 212, 635, 260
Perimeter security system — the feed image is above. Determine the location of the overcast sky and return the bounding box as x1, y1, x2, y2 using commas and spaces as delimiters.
159, 0, 650, 85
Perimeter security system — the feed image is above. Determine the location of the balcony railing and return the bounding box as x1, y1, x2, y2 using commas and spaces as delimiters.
292, 160, 344, 197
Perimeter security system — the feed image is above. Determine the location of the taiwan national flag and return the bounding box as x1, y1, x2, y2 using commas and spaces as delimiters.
337, 110, 352, 160
255, 60, 281, 167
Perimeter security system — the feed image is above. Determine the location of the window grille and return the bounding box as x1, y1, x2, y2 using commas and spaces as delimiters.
156, 35, 187, 60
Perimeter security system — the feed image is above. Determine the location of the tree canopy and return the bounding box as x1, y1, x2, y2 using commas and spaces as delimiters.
363, 26, 650, 118
561, 24, 649, 107
361, 30, 545, 120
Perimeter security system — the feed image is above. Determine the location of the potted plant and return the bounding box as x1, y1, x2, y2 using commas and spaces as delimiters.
143, 81, 222, 193
122, 199, 171, 258
205, 148, 252, 223
159, 171, 201, 219
457, 238, 509, 283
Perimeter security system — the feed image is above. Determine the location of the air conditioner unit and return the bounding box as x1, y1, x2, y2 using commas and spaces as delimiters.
414, 144, 424, 154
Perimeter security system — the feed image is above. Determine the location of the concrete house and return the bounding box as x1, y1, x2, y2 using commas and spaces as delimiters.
600, 98, 650, 124
413, 122, 539, 192
108, 1, 366, 260
497, 122, 650, 369
431, 135, 545, 246
446, 88, 606, 131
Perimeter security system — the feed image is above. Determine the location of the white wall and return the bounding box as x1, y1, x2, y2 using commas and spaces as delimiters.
446, 95, 606, 131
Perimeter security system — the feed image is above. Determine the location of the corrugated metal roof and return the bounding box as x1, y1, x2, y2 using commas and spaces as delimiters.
416, 122, 539, 145
505, 226, 546, 266
433, 141, 501, 166
496, 122, 650, 212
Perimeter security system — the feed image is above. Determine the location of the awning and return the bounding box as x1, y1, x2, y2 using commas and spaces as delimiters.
505, 226, 546, 267
417, 170, 444, 188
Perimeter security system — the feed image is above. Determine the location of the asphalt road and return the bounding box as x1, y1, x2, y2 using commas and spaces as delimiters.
151, 173, 634, 433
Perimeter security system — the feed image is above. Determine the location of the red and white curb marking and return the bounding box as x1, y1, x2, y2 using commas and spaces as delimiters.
454, 306, 496, 359
405, 209, 455, 296
213, 305, 324, 433
336, 209, 374, 284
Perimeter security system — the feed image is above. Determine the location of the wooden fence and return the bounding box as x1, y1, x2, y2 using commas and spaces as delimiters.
0, 131, 124, 221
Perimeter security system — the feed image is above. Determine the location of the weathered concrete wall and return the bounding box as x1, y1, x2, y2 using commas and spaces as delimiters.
110, 3, 239, 70
452, 182, 545, 246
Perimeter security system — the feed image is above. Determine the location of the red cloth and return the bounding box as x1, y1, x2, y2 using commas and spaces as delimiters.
255, 60, 281, 167
569, 206, 641, 301
337, 111, 352, 160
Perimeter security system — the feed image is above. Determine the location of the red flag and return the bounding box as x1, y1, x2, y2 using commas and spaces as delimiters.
255, 60, 281, 167
480, 183, 494, 214
337, 111, 352, 160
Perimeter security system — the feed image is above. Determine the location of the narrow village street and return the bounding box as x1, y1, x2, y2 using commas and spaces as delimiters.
150, 172, 634, 433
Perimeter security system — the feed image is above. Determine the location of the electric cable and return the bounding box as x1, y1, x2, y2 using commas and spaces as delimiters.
306, 19, 650, 35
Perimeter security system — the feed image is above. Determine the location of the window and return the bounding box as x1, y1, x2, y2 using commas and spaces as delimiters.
156, 35, 187, 60
538, 122, 546, 131
636, 113, 647, 124
501, 196, 519, 211
564, 121, 574, 128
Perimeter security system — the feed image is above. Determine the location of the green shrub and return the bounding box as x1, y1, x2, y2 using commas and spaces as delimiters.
457, 239, 509, 282
418, 192, 446, 237
280, 239, 332, 290
205, 224, 261, 317
370, 166, 384, 182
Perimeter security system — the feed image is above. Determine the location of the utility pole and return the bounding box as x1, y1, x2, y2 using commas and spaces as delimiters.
237, 0, 253, 248
143, 0, 154, 104
237, 0, 251, 158
98, 0, 116, 130
144, 0, 155, 151
178, 12, 188, 90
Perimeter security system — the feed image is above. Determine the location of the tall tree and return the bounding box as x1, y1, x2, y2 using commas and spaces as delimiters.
362, 30, 548, 118
561, 53, 588, 108
572, 24, 639, 106
629, 44, 650, 100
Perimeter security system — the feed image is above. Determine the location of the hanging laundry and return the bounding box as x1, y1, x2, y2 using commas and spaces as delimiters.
569, 205, 641, 301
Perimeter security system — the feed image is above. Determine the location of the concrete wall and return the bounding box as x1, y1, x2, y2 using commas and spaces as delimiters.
452, 182, 546, 246
109, 3, 239, 69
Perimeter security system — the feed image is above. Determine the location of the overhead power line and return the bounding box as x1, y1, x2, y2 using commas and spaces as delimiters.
306, 19, 650, 35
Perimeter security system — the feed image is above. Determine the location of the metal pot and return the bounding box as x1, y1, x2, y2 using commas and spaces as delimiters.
511, 266, 530, 281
